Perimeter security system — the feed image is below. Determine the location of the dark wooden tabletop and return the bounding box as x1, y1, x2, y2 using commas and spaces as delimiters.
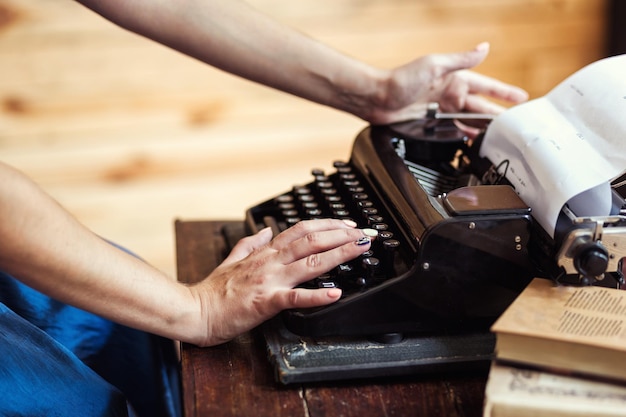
175, 220, 488, 417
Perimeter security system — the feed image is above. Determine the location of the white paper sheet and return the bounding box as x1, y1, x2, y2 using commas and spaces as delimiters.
480, 55, 626, 236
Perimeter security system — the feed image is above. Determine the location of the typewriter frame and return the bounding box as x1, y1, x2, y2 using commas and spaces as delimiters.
244, 118, 626, 383
246, 119, 562, 338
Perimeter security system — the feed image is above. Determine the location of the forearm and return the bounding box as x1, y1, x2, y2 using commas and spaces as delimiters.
0, 162, 202, 343
76, 0, 388, 120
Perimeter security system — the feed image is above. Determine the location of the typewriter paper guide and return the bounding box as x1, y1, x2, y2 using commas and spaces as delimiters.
480, 55, 626, 237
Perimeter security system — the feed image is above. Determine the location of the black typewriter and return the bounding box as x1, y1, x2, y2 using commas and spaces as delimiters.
245, 113, 626, 344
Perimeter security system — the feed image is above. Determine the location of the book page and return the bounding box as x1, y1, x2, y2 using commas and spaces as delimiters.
480, 55, 626, 237
491, 278, 626, 350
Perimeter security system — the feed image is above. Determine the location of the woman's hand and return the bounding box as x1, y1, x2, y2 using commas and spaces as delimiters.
188, 219, 377, 346
362, 43, 529, 125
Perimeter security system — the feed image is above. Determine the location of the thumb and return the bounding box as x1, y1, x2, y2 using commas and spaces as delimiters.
222, 227, 273, 264
274, 287, 342, 311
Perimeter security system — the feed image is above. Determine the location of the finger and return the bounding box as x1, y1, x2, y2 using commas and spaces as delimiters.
276, 226, 376, 266
454, 120, 483, 139
463, 94, 508, 115
439, 75, 471, 112
281, 235, 375, 286
463, 72, 529, 104
222, 226, 273, 265
428, 42, 490, 78
274, 287, 342, 311
269, 218, 357, 251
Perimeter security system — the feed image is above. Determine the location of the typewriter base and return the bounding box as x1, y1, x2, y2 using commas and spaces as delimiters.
222, 222, 495, 385
262, 316, 493, 385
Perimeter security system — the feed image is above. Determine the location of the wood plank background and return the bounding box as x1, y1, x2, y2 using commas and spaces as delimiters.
0, 0, 611, 278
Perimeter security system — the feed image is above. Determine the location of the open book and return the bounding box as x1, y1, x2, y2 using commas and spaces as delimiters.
480, 55, 626, 237
491, 278, 626, 382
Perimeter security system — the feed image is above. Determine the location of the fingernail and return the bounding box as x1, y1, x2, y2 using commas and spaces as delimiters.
475, 41, 489, 52
327, 288, 342, 299
342, 219, 357, 228
356, 236, 371, 246
362, 228, 378, 237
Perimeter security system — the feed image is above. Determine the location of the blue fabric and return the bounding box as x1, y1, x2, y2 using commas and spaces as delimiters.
0, 269, 182, 417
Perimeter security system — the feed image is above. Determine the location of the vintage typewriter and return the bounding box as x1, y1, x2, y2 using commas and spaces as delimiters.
245, 107, 626, 348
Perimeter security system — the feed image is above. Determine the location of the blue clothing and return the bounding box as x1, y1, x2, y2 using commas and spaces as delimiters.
0, 270, 181, 417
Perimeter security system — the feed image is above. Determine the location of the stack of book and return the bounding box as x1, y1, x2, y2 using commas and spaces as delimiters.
484, 278, 626, 417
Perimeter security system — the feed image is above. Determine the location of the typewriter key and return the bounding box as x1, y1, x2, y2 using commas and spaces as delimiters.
372, 223, 389, 231
362, 257, 381, 281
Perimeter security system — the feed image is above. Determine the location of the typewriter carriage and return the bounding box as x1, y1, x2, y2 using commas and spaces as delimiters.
384, 118, 626, 289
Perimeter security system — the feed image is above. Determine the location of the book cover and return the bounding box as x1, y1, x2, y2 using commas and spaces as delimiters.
491, 278, 626, 382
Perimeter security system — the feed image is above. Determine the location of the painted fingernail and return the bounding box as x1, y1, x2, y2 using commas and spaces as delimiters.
362, 228, 378, 237
356, 236, 371, 246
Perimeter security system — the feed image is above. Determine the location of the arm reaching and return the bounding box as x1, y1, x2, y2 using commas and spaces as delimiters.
76, 0, 528, 124
3, 0, 529, 347
0, 162, 375, 346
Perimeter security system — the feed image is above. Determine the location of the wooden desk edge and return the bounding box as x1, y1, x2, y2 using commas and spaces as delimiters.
174, 219, 488, 417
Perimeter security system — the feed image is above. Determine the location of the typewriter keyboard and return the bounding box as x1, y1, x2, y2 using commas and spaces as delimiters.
247, 161, 412, 299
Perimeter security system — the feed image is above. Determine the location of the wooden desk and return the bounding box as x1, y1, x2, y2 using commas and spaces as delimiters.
175, 220, 488, 417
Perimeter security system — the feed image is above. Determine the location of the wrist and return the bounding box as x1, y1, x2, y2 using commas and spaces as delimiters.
166, 283, 211, 346
336, 67, 392, 124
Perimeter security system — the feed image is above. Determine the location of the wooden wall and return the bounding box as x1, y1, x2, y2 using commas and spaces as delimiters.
0, 0, 611, 278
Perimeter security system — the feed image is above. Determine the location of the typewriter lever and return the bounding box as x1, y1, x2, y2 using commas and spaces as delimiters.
556, 212, 626, 286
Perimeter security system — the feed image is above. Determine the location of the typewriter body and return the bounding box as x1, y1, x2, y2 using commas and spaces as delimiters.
245, 115, 626, 340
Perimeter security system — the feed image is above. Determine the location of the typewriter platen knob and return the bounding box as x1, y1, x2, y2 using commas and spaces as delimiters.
573, 242, 609, 280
